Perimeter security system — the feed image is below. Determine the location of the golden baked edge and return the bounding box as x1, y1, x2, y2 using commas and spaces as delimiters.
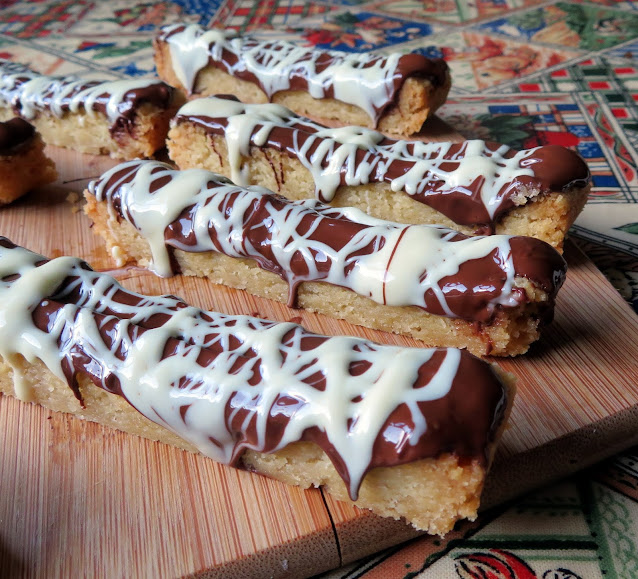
0, 102, 176, 160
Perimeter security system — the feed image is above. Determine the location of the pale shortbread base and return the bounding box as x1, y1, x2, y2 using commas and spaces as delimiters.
0, 350, 514, 536
153, 40, 452, 137
0, 133, 57, 204
0, 102, 176, 160
168, 123, 589, 252
85, 194, 552, 357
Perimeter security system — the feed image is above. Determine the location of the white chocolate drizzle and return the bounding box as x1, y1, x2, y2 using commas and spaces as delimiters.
88, 160, 528, 320
159, 23, 409, 124
0, 239, 508, 499
174, 97, 539, 221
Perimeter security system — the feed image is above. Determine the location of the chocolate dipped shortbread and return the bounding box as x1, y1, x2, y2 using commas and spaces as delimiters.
0, 117, 57, 204
168, 97, 591, 251
154, 24, 451, 137
0, 238, 514, 535
84, 160, 567, 357
0, 60, 181, 159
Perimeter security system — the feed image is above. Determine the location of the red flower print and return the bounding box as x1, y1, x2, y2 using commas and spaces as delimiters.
302, 28, 338, 46
455, 549, 537, 579
523, 131, 580, 148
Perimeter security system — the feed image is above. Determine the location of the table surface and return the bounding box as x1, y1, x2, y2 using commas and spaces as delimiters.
2, 1, 638, 578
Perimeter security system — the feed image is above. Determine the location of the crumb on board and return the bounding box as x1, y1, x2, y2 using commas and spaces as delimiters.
66, 192, 81, 213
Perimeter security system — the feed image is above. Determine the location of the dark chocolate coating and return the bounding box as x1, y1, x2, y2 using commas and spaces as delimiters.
0, 62, 175, 137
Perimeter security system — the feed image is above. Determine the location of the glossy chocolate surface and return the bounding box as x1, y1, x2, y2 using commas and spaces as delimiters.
158, 24, 449, 123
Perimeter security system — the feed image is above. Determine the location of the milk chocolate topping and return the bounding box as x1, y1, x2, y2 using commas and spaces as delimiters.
0, 238, 510, 499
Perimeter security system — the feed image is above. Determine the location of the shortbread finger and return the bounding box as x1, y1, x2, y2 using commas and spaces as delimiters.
154, 24, 451, 137
0, 60, 181, 159
0, 238, 514, 536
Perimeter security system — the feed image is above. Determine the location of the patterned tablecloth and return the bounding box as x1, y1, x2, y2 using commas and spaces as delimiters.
2, 1, 638, 577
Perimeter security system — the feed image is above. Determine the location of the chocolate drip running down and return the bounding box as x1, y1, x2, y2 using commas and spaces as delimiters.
173, 96, 591, 230
0, 117, 35, 154
157, 23, 449, 125
88, 160, 567, 324
0, 238, 509, 499
0, 60, 175, 137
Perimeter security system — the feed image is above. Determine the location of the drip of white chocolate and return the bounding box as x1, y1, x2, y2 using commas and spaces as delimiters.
175, 97, 538, 220
89, 160, 521, 318
0, 60, 161, 124
0, 241, 469, 498
160, 23, 404, 123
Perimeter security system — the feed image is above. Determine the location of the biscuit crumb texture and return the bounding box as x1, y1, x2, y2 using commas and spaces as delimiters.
1, 103, 174, 160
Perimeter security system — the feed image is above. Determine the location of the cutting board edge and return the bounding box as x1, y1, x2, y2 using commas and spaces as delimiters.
317, 400, 638, 569
483, 401, 638, 508
187, 524, 340, 579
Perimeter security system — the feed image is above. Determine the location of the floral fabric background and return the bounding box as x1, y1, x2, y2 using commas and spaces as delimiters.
1, 1, 637, 577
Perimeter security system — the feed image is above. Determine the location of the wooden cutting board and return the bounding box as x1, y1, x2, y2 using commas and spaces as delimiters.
1, 131, 638, 578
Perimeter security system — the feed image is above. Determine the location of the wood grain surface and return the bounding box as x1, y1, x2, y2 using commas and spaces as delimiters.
1, 132, 638, 578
